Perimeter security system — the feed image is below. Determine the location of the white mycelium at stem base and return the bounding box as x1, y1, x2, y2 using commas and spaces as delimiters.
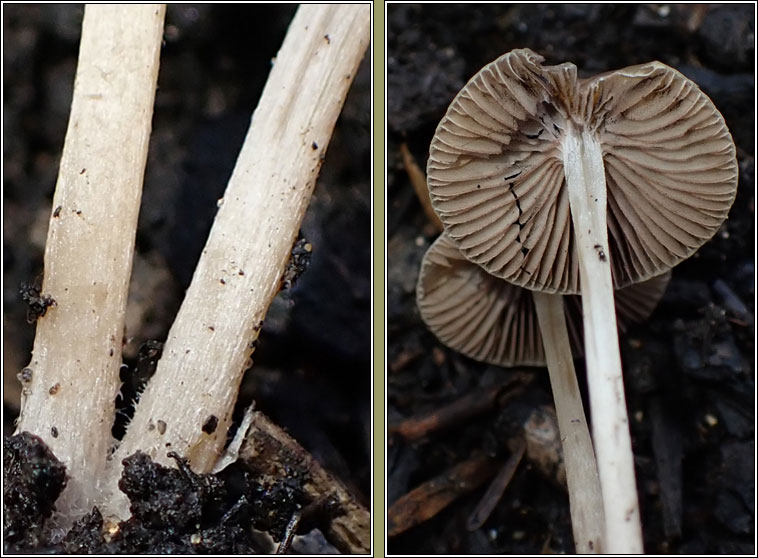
561, 122, 643, 553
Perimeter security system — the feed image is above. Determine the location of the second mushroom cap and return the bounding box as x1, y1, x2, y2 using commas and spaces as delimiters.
417, 232, 671, 367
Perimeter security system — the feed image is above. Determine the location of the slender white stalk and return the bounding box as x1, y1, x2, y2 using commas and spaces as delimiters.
561, 124, 643, 553
103, 4, 370, 520
15, 4, 165, 520
532, 291, 605, 554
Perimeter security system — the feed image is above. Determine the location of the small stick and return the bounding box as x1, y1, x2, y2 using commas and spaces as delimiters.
239, 411, 370, 554
401, 142, 444, 232
649, 396, 683, 538
276, 510, 302, 554
388, 454, 499, 537
389, 345, 425, 373
466, 438, 526, 530
389, 377, 523, 441
713, 279, 754, 326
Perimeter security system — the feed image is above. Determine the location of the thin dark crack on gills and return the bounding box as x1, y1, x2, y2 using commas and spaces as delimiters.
507, 180, 531, 268
509, 185, 524, 227
508, 181, 526, 243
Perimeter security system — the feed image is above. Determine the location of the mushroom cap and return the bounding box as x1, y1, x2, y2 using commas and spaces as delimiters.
427, 48, 738, 294
417, 232, 671, 367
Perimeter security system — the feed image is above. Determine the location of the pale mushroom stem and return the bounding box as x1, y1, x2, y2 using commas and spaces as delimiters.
102, 3, 370, 521
532, 291, 605, 554
562, 123, 644, 553
15, 4, 165, 522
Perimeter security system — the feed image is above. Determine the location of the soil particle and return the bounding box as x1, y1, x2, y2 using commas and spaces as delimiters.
18, 367, 33, 384
3, 432, 67, 552
280, 234, 313, 291
2, 432, 323, 554
672, 305, 748, 382
115, 450, 309, 551
119, 451, 227, 532
19, 280, 56, 324
202, 414, 219, 434
61, 506, 105, 554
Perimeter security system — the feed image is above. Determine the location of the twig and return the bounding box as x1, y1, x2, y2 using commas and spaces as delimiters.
240, 411, 371, 554
389, 377, 525, 441
276, 510, 301, 554
649, 396, 683, 538
388, 453, 499, 537
401, 142, 443, 232
466, 438, 526, 530
713, 279, 754, 327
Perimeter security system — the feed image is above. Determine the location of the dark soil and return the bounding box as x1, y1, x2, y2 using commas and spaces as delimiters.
4, 433, 316, 554
3, 3, 370, 553
3, 432, 67, 550
387, 4, 754, 555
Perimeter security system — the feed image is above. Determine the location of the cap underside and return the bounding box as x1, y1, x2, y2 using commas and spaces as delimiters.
427, 48, 738, 294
